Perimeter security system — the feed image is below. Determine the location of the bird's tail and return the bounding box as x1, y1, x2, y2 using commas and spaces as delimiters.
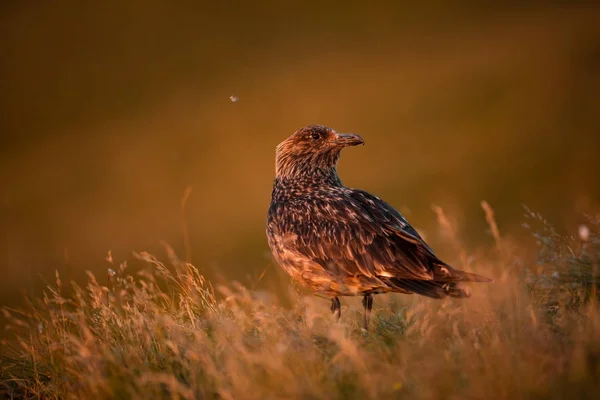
447, 269, 493, 283
386, 279, 472, 299
433, 263, 493, 283
384, 263, 492, 299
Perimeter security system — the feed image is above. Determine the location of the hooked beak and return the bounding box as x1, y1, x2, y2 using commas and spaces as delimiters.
332, 133, 365, 147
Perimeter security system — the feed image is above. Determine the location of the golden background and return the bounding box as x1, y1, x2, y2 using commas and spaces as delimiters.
1, 1, 599, 305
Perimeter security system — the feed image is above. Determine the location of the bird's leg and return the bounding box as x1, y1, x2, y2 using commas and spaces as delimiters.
362, 294, 373, 330
330, 297, 341, 321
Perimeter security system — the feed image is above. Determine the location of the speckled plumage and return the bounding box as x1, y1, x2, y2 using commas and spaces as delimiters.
266, 125, 491, 329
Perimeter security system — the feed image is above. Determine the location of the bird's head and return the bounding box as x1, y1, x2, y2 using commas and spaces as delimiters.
275, 125, 364, 180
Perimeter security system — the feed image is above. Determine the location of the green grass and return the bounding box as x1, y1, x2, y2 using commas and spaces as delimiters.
1, 208, 600, 399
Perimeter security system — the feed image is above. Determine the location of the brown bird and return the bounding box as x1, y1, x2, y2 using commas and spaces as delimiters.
266, 125, 492, 329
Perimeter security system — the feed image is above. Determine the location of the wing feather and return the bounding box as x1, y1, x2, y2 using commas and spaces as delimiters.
281, 188, 438, 281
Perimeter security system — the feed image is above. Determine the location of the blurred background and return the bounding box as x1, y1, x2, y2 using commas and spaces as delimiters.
1, 1, 600, 306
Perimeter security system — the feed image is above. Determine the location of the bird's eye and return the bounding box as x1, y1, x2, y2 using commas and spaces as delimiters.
311, 133, 321, 140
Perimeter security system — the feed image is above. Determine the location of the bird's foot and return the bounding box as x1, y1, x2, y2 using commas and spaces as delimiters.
362, 294, 373, 330
330, 297, 341, 321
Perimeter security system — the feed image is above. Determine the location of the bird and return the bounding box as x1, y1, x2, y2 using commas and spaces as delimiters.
266, 125, 492, 330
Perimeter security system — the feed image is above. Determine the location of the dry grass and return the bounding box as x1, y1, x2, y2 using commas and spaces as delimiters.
2, 207, 600, 399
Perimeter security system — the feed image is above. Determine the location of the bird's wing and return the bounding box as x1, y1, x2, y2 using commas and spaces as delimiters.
287, 189, 440, 280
